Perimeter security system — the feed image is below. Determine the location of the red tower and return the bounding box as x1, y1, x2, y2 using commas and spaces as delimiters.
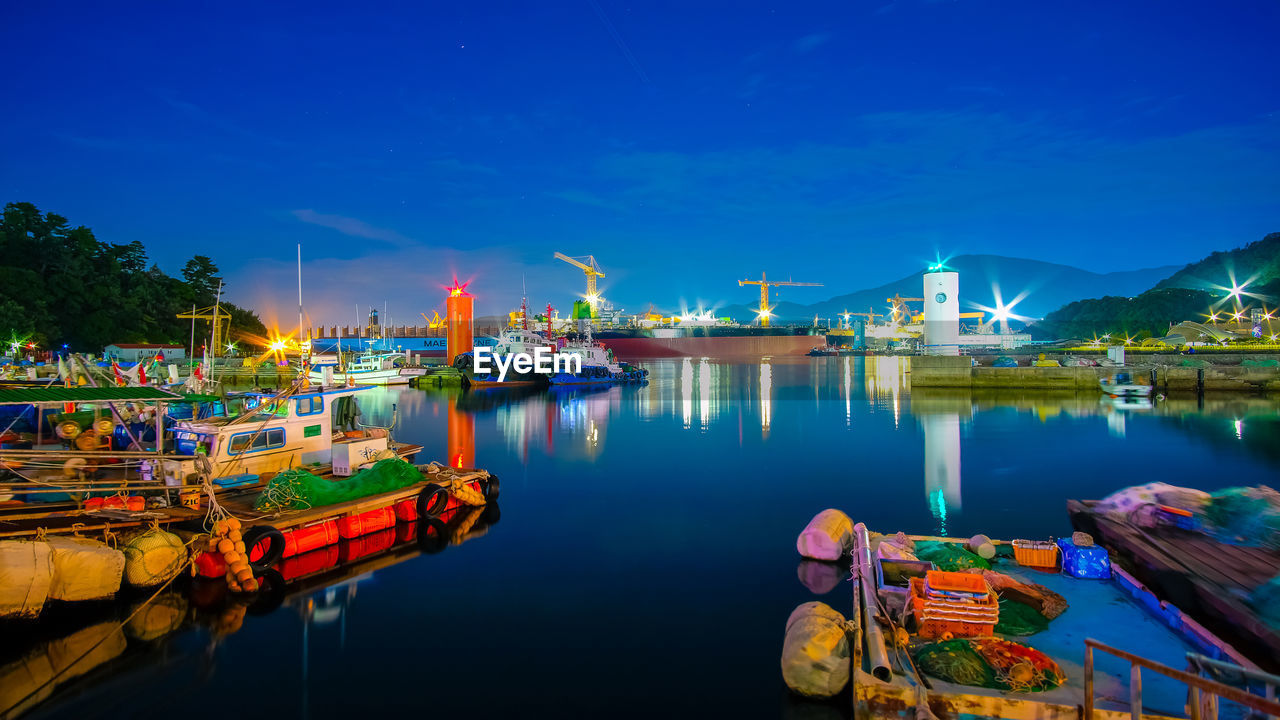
445, 279, 473, 365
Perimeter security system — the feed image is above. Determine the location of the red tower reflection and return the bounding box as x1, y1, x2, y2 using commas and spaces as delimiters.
447, 398, 475, 470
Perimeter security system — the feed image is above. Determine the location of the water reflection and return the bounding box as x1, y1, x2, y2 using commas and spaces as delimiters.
911, 391, 970, 535
760, 360, 772, 437
15, 361, 1279, 719
7, 503, 501, 720
866, 356, 905, 426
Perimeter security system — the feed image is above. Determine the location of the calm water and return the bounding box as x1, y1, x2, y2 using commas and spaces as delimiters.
14, 358, 1280, 719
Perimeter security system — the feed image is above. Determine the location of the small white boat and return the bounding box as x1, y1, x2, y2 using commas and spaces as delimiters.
1099, 371, 1152, 398
308, 351, 426, 386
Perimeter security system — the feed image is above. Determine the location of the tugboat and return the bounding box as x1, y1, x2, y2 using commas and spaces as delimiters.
452, 299, 556, 387
547, 326, 648, 385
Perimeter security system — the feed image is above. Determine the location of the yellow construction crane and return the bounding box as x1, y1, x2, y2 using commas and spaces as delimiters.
886, 294, 925, 324
849, 309, 884, 324
738, 272, 822, 327
554, 252, 606, 309
420, 311, 445, 329
176, 305, 232, 357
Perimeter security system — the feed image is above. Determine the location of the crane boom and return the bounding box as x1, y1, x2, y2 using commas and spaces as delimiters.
737, 272, 822, 327
554, 252, 606, 307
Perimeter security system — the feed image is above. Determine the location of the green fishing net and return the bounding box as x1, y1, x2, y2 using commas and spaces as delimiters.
914, 640, 1001, 689
995, 598, 1050, 636
1249, 576, 1280, 630
254, 458, 423, 511
1204, 487, 1280, 549
913, 541, 991, 571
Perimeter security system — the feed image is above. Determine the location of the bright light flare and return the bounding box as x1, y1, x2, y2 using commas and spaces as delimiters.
972, 284, 1032, 331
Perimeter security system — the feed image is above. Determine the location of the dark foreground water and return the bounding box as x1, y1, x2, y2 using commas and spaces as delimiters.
11, 358, 1280, 719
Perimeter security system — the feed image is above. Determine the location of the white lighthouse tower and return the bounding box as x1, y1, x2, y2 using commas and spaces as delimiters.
922, 269, 960, 355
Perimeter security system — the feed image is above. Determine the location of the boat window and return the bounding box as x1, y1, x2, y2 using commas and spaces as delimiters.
174, 430, 213, 455
228, 428, 286, 454
295, 396, 324, 416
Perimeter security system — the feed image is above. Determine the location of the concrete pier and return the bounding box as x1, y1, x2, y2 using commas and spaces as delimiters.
909, 355, 1280, 392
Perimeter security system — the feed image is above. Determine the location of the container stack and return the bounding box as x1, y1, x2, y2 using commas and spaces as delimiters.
909, 570, 999, 639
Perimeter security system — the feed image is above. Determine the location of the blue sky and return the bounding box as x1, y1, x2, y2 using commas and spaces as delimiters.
2, 1, 1277, 324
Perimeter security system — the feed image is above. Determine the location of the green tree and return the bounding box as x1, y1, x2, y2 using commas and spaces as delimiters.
0, 202, 268, 352
181, 255, 223, 305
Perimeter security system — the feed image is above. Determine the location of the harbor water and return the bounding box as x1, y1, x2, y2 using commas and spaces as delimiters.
13, 357, 1280, 719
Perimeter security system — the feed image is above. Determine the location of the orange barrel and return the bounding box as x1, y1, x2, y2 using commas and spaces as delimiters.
336, 506, 397, 539
282, 520, 340, 558
193, 550, 228, 579
393, 497, 418, 522
338, 528, 397, 564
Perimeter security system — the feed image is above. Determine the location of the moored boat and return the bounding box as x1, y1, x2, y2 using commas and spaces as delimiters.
784, 512, 1279, 718
546, 327, 648, 385
1099, 371, 1153, 397
453, 327, 555, 387
307, 350, 426, 386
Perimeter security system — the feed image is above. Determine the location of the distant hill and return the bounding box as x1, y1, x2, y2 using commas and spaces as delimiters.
708, 254, 1179, 323
1031, 232, 1280, 340
1154, 232, 1280, 292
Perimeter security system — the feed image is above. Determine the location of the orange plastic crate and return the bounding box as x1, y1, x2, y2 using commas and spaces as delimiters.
909, 577, 999, 640
925, 570, 989, 595
1012, 539, 1059, 568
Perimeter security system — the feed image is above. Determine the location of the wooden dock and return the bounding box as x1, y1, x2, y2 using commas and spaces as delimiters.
1067, 499, 1280, 671
0, 441, 424, 538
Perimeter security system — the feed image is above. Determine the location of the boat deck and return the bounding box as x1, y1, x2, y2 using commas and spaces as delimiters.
1068, 498, 1280, 669
0, 442, 424, 537
857, 536, 1255, 719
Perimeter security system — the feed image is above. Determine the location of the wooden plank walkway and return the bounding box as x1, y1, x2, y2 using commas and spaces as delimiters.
1067, 499, 1280, 670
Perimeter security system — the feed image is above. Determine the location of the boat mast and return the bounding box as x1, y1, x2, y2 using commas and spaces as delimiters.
297, 243, 304, 358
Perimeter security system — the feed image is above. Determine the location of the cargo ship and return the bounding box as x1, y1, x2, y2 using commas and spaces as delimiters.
594, 325, 824, 359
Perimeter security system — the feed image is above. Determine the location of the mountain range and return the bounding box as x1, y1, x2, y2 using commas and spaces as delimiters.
704, 255, 1181, 323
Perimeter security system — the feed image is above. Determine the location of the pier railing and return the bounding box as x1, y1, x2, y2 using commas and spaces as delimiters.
1083, 638, 1280, 720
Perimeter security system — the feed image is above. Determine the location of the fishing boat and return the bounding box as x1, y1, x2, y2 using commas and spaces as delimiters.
786, 515, 1280, 719
1068, 484, 1280, 668
307, 350, 426, 386
1099, 371, 1153, 397
0, 382, 422, 535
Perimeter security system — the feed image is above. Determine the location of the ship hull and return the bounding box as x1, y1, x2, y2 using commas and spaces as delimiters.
596, 332, 820, 359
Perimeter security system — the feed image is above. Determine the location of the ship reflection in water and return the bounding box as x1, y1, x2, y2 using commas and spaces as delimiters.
10, 358, 1279, 719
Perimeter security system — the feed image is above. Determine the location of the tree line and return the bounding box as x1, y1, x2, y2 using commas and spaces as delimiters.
0, 202, 267, 353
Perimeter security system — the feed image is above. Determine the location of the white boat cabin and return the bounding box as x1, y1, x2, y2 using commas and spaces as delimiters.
165, 385, 387, 479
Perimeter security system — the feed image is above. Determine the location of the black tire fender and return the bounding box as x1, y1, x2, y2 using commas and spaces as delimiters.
246, 568, 286, 616
483, 474, 500, 501
242, 525, 286, 573
417, 485, 450, 518
417, 516, 448, 554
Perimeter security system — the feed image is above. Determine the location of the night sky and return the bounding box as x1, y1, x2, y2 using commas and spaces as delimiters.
3, 2, 1278, 324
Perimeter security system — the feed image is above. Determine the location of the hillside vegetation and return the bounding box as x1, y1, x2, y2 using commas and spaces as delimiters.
1156, 232, 1280, 291
1032, 233, 1280, 340
0, 202, 266, 352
